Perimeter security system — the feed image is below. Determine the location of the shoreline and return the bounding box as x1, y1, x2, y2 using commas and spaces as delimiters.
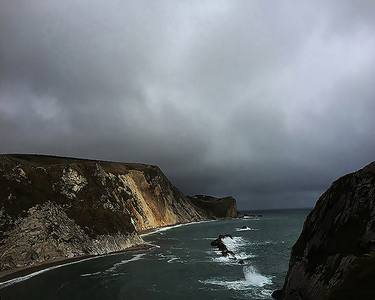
0, 219, 217, 288
0, 243, 153, 289
140, 219, 217, 237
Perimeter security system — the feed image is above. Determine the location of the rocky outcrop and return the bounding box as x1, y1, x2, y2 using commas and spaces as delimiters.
187, 195, 237, 218
0, 154, 237, 273
211, 234, 236, 258
274, 162, 375, 300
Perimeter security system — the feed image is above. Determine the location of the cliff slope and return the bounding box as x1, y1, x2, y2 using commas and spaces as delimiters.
276, 162, 375, 300
187, 195, 237, 218
0, 154, 237, 273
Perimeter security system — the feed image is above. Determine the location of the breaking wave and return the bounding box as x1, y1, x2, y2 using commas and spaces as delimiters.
200, 265, 272, 290
141, 220, 216, 237
235, 227, 258, 232
80, 271, 102, 277
107, 253, 146, 272
221, 236, 248, 252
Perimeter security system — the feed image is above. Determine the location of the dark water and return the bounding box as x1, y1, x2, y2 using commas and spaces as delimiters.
0, 209, 309, 300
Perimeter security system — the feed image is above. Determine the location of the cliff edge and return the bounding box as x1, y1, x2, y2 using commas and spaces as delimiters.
187, 195, 237, 218
0, 154, 237, 274
274, 162, 375, 300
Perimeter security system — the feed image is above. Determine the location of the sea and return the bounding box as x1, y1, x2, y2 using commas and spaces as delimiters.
0, 209, 310, 300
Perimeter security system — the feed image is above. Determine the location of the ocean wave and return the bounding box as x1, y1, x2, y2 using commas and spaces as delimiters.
208, 236, 254, 264
249, 240, 276, 246
107, 253, 146, 272
236, 252, 257, 260
144, 242, 161, 248
194, 237, 217, 241
167, 257, 179, 263
235, 227, 258, 232
211, 255, 238, 264
141, 220, 216, 237
0, 255, 105, 289
200, 265, 272, 290
242, 216, 261, 220
156, 253, 182, 264
80, 271, 102, 277
210, 250, 255, 263
243, 266, 272, 287
222, 236, 248, 252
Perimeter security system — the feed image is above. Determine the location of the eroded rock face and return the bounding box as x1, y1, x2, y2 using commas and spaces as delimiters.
187, 195, 238, 218
276, 162, 375, 300
0, 154, 237, 273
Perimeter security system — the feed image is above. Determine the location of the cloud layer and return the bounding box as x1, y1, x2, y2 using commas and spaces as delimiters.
1, 1, 375, 209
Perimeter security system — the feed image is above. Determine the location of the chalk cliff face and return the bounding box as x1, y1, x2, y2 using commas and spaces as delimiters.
275, 162, 375, 300
0, 154, 237, 273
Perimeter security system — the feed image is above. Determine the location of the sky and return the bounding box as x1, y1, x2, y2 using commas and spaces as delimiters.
1, 1, 375, 209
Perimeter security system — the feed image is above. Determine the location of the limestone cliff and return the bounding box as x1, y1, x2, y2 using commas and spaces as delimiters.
274, 162, 375, 300
0, 154, 237, 273
187, 195, 237, 218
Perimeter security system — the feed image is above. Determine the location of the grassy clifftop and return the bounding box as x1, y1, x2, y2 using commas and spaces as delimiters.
0, 154, 237, 273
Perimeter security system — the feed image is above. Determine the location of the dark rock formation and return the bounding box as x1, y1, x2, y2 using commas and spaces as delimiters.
187, 195, 237, 218
0, 154, 238, 273
275, 162, 375, 300
211, 234, 236, 258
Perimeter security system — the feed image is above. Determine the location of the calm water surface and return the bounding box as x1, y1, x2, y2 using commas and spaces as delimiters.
0, 209, 309, 300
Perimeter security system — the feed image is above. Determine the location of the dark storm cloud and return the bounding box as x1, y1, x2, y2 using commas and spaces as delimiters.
1, 1, 375, 209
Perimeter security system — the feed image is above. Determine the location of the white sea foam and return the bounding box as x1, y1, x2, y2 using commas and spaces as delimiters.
200, 278, 253, 291
0, 240, 158, 289
194, 237, 217, 241
167, 257, 179, 263
156, 253, 184, 264
200, 266, 272, 291
0, 255, 105, 289
249, 240, 275, 246
210, 251, 256, 264
144, 242, 161, 248
242, 216, 261, 220
243, 266, 272, 287
222, 236, 248, 252
258, 289, 273, 298
107, 253, 146, 272
141, 220, 216, 237
235, 227, 258, 232
80, 271, 102, 277
209, 236, 255, 264
211, 255, 238, 264
236, 252, 257, 260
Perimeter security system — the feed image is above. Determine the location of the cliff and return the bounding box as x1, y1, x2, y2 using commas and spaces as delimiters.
187, 195, 237, 218
274, 162, 375, 300
0, 154, 237, 274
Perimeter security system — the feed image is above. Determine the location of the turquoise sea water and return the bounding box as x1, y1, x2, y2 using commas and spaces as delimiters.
0, 209, 309, 300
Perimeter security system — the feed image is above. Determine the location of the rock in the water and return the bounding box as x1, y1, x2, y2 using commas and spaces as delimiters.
211, 234, 237, 258
275, 162, 375, 300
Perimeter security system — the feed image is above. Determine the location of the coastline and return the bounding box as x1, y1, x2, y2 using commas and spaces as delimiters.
0, 243, 153, 289
140, 219, 217, 237
0, 219, 217, 288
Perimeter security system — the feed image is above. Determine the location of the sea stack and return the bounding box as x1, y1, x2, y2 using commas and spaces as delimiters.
273, 162, 375, 300
0, 154, 237, 274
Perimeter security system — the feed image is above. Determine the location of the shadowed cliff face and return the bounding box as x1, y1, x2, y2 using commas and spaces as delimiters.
275, 162, 375, 300
187, 195, 237, 218
0, 154, 237, 273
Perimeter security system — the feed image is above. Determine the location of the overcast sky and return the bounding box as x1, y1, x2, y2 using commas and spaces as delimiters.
1, 1, 375, 209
